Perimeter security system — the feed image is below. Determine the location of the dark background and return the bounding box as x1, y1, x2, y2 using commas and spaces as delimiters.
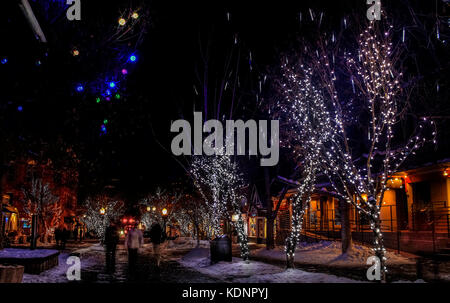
1, 0, 449, 204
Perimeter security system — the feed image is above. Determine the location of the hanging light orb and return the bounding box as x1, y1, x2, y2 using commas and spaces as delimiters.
118, 18, 126, 26
132, 12, 139, 19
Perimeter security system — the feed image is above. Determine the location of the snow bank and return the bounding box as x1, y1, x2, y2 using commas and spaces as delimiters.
253, 241, 414, 267
22, 245, 103, 283
179, 248, 363, 283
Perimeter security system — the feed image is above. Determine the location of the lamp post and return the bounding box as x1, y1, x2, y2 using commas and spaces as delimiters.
30, 213, 37, 250
162, 208, 168, 236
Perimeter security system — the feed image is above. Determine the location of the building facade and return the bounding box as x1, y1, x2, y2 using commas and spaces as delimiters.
0, 157, 79, 244
272, 162, 450, 254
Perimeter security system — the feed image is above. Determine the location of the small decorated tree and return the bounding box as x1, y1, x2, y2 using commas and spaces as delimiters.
82, 195, 124, 242
190, 153, 249, 261
22, 177, 61, 243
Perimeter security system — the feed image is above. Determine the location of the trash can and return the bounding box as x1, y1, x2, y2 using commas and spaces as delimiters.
210, 235, 232, 264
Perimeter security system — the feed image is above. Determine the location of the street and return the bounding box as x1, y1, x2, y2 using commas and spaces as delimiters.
77, 243, 222, 283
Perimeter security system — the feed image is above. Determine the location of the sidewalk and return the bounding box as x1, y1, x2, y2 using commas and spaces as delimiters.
232, 241, 450, 282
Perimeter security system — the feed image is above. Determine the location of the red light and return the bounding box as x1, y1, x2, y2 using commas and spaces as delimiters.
129, 218, 135, 223
122, 218, 128, 224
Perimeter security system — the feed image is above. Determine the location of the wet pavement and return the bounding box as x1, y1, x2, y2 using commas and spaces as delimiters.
79, 244, 221, 283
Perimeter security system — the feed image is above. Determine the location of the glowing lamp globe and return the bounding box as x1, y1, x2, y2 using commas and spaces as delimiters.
99, 208, 106, 215
162, 208, 168, 216
109, 81, 116, 88
72, 49, 79, 56
129, 55, 137, 62
1, 58, 7, 64
121, 69, 128, 75
76, 85, 84, 92
146, 206, 151, 212
118, 18, 126, 26
132, 12, 139, 19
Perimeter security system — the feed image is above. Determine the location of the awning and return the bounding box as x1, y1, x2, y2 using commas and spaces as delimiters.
2, 205, 18, 213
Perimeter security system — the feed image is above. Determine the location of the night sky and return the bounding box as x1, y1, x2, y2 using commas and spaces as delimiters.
1, 0, 449, 204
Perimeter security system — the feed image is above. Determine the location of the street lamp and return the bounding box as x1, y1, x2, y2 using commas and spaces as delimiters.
146, 206, 151, 212
162, 208, 168, 236
100, 207, 106, 215
152, 206, 156, 212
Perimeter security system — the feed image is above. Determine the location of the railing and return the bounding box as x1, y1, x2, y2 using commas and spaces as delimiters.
301, 202, 450, 252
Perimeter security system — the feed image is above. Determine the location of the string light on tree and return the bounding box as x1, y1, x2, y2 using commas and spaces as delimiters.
118, 18, 127, 26
190, 149, 250, 261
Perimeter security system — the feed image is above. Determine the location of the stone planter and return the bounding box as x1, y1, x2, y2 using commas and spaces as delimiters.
0, 264, 24, 283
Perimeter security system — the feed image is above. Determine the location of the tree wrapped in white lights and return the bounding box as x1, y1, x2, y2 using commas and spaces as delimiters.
82, 195, 125, 241
190, 153, 249, 261
22, 177, 62, 243
275, 17, 436, 279
276, 65, 336, 268
139, 188, 182, 230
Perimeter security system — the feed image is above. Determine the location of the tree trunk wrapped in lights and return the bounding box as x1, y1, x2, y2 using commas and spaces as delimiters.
190, 153, 249, 261
285, 164, 317, 269
272, 14, 437, 280
274, 61, 336, 268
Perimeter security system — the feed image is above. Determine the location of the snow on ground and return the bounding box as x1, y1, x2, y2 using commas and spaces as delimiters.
165, 237, 210, 250
22, 244, 103, 283
179, 247, 363, 283
253, 241, 414, 267
0, 248, 58, 259
234, 268, 363, 283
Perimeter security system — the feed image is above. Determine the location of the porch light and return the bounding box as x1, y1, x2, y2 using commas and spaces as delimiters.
361, 193, 368, 202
